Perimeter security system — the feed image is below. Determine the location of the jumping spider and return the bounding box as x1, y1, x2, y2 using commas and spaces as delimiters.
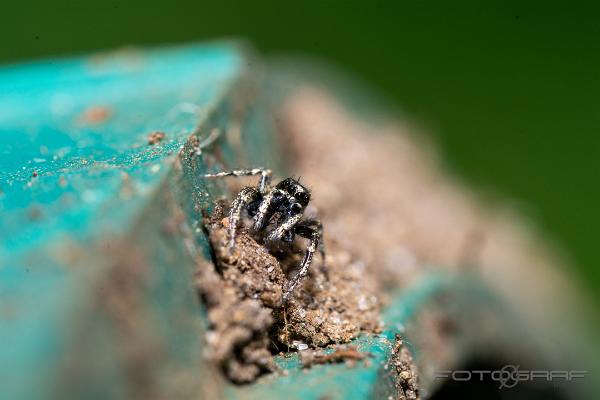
203, 168, 324, 301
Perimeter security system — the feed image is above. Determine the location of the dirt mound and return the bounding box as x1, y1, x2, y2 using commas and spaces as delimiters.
195, 203, 380, 383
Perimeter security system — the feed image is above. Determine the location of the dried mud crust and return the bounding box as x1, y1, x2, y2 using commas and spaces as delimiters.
388, 335, 420, 400
195, 203, 380, 383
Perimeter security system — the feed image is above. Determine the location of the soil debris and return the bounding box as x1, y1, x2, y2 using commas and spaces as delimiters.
27, 205, 44, 221
59, 176, 68, 188
80, 105, 111, 124
195, 201, 380, 382
147, 131, 166, 145
389, 335, 420, 400
195, 204, 280, 383
299, 345, 371, 368
274, 244, 380, 347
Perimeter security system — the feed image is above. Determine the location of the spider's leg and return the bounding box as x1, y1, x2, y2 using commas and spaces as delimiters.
203, 168, 272, 193
295, 219, 325, 260
265, 213, 303, 243
251, 188, 284, 233
283, 223, 322, 302
228, 186, 260, 250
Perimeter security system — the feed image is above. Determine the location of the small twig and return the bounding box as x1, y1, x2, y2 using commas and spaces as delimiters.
300, 346, 372, 368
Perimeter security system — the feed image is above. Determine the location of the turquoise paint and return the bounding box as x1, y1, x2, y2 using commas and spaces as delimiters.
0, 43, 242, 258
0, 42, 250, 399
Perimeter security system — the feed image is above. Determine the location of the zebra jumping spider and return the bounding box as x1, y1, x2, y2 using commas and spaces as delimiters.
203, 168, 324, 301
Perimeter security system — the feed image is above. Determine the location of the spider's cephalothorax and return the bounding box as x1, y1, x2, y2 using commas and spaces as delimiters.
203, 168, 324, 301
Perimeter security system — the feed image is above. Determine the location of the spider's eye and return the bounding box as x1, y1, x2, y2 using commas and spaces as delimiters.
290, 203, 303, 214
272, 191, 285, 203
295, 190, 310, 206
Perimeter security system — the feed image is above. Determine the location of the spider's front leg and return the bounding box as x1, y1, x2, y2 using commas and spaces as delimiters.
283, 219, 324, 302
202, 167, 272, 250
227, 186, 260, 251
249, 189, 281, 234
296, 219, 326, 261
264, 212, 303, 242
203, 168, 272, 193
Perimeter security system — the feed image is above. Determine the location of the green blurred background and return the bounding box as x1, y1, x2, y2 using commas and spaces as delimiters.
3, 1, 599, 303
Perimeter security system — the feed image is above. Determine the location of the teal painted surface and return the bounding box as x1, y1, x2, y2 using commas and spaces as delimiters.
0, 42, 250, 399
0, 43, 242, 258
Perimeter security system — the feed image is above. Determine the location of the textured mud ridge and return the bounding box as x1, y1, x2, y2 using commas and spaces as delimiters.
195, 202, 380, 383
389, 335, 420, 400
